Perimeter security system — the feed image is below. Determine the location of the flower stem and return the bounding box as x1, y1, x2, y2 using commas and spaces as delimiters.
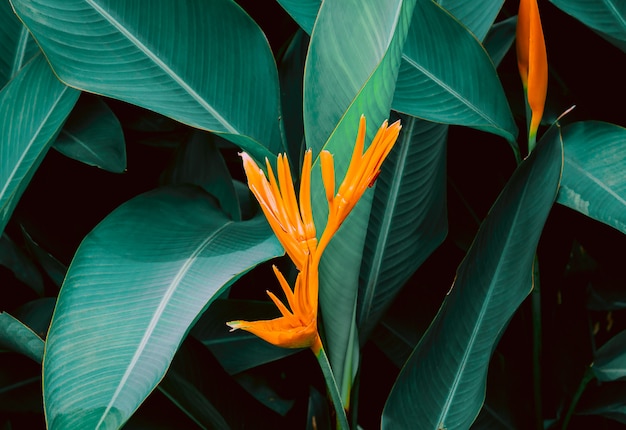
315, 345, 350, 430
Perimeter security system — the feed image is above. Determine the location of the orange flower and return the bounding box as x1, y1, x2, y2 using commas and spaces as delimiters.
227, 255, 322, 353
318, 115, 401, 253
240, 150, 316, 271
516, 0, 548, 147
229, 115, 401, 353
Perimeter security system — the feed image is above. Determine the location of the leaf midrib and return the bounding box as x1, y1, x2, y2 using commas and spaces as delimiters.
437, 171, 533, 426
84, 0, 239, 134
96, 220, 233, 429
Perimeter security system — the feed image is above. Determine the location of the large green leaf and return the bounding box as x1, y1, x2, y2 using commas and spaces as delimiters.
10, 0, 283, 162
0, 0, 39, 87
53, 94, 126, 173
436, 0, 504, 41
550, 0, 626, 53
382, 124, 563, 429
0, 54, 79, 236
303, 0, 417, 404
42, 186, 283, 429
556, 121, 626, 235
593, 330, 626, 382
276, 0, 318, 34
392, 0, 518, 150
0, 312, 44, 363
357, 115, 447, 342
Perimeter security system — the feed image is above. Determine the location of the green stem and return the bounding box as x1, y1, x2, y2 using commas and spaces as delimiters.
561, 366, 595, 429
315, 345, 351, 430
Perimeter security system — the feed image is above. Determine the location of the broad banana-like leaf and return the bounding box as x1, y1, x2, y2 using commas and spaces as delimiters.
278, 29, 308, 167
436, 0, 504, 41
593, 329, 626, 382
54, 94, 126, 173
0, 312, 44, 363
550, 0, 626, 53
303, 0, 417, 405
43, 186, 283, 429
393, 0, 518, 150
0, 54, 79, 236
557, 121, 626, 235
382, 123, 563, 429
161, 131, 241, 222
357, 115, 447, 342
11, 0, 283, 162
0, 0, 39, 86
0, 232, 44, 296
276, 0, 318, 34
483, 16, 517, 67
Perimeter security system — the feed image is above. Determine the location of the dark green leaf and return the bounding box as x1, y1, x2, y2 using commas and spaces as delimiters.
0, 54, 79, 236
42, 186, 283, 429
550, 0, 626, 53
383, 123, 563, 429
393, 0, 518, 149
0, 312, 44, 363
557, 121, 626, 235
358, 115, 447, 342
11, 0, 283, 161
53, 94, 126, 173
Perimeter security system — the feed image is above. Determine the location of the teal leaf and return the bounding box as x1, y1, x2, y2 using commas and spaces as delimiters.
483, 16, 517, 67
357, 115, 448, 342
42, 186, 283, 429
593, 330, 626, 382
382, 123, 563, 429
0, 312, 44, 363
556, 121, 626, 235
393, 0, 518, 151
550, 0, 626, 53
0, 54, 79, 236
437, 0, 504, 42
11, 0, 283, 162
0, 0, 39, 86
304, 0, 417, 405
276, 0, 319, 34
161, 131, 241, 222
0, 232, 44, 296
53, 94, 126, 172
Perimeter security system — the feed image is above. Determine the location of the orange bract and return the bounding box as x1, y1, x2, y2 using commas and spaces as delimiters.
516, 0, 547, 143
229, 115, 401, 353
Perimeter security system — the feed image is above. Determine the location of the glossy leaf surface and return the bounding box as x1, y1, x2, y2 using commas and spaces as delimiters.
11, 0, 283, 162
383, 124, 563, 429
43, 186, 283, 429
0, 312, 44, 363
0, 0, 39, 86
393, 0, 518, 148
54, 94, 126, 172
304, 0, 417, 404
357, 115, 448, 342
557, 121, 626, 235
550, 0, 626, 52
0, 54, 79, 236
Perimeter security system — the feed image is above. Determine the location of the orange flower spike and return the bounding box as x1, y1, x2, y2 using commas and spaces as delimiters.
240, 152, 316, 270
319, 115, 401, 253
227, 258, 321, 353
516, 0, 548, 148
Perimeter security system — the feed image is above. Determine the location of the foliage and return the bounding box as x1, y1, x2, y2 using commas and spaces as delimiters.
1, 0, 625, 429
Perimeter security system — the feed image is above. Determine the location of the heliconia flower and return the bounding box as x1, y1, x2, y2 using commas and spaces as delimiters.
318, 115, 402, 253
227, 255, 322, 353
230, 115, 401, 354
516, 0, 548, 147
240, 150, 317, 271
